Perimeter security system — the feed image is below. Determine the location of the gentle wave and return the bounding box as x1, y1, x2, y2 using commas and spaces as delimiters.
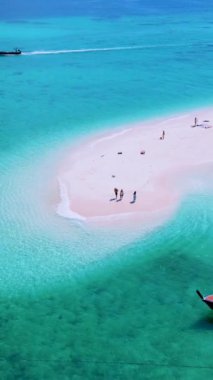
22, 43, 198, 56
56, 177, 86, 222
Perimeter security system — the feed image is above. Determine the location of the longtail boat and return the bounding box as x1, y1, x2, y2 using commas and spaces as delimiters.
196, 290, 213, 310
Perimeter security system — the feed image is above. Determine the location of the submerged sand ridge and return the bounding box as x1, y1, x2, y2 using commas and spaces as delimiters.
57, 108, 213, 222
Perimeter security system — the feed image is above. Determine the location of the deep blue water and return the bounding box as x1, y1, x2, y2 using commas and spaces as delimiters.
1, 0, 213, 20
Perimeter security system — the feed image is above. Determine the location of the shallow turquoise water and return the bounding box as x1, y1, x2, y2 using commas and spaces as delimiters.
1, 2, 213, 378
1, 196, 213, 378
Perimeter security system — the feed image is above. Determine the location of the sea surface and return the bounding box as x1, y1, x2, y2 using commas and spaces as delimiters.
1, 1, 213, 378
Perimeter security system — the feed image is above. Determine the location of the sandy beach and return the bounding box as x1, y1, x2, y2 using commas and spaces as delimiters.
57, 107, 213, 222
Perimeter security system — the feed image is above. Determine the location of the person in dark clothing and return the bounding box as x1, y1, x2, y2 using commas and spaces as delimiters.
114, 188, 118, 199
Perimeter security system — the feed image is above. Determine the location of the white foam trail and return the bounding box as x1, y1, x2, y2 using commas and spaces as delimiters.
22, 46, 153, 56
57, 177, 86, 222
22, 43, 196, 56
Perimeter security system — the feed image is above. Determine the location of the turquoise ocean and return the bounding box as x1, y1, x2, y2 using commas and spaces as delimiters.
1, 1, 213, 378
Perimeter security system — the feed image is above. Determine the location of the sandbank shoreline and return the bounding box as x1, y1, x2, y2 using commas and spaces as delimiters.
56, 106, 213, 225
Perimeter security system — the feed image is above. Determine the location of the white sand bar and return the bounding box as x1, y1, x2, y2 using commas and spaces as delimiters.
57, 108, 213, 222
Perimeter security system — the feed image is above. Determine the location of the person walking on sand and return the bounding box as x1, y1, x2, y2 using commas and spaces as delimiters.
120, 189, 124, 201
114, 187, 118, 200
130, 191, 137, 203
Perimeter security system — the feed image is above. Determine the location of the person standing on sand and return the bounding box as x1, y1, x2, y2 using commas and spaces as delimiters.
162, 130, 165, 140
114, 188, 118, 200
120, 189, 124, 201
194, 117, 198, 127
133, 191, 137, 203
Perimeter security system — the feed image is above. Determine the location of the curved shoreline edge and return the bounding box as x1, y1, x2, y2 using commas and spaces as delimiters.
56, 106, 213, 226
57, 178, 86, 221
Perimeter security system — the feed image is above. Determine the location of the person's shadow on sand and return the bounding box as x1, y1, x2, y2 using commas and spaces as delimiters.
110, 197, 117, 201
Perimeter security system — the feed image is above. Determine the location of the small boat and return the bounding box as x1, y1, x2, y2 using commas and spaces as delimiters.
196, 290, 213, 310
0, 48, 21, 56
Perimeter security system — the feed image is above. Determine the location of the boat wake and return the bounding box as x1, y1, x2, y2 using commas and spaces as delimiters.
22, 45, 155, 56
22, 43, 197, 56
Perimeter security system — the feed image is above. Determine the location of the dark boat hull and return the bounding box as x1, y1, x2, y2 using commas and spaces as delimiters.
0, 51, 21, 56
204, 299, 213, 310
196, 290, 213, 310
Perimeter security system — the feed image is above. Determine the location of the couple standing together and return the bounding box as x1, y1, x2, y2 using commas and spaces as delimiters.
114, 188, 124, 201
